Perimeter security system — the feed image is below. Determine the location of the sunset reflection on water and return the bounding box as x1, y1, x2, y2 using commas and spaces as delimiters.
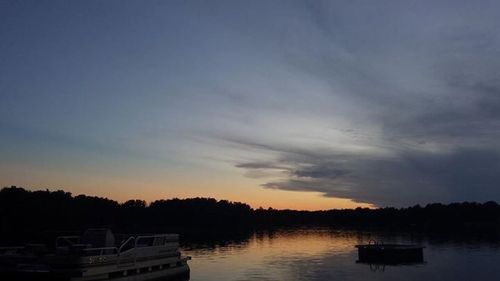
183, 228, 500, 281
184, 229, 382, 281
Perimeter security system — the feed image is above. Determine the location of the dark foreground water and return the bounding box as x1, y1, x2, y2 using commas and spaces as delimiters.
182, 228, 500, 281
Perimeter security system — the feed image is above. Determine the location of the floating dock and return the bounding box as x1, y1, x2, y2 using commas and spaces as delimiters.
355, 241, 424, 264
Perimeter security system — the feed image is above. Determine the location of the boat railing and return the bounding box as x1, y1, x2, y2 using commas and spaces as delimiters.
83, 246, 118, 256
117, 236, 137, 266
118, 236, 136, 254
53, 232, 178, 260
136, 234, 179, 247
116, 234, 178, 265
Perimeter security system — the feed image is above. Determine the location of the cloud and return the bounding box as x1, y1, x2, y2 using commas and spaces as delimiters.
231, 137, 500, 206
205, 1, 500, 206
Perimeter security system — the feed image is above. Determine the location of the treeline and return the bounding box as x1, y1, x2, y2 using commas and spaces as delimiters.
255, 202, 500, 230
0, 186, 252, 243
1, 186, 500, 243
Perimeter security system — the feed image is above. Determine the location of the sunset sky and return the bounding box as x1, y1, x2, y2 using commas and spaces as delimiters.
2, 0, 500, 210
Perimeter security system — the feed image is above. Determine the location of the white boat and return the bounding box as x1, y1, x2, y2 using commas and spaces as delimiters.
0, 228, 190, 280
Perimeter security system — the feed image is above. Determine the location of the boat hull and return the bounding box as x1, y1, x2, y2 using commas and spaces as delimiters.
0, 255, 190, 281
0, 264, 189, 281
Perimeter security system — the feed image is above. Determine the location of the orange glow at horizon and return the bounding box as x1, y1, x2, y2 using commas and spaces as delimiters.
1, 180, 374, 211
0, 164, 374, 211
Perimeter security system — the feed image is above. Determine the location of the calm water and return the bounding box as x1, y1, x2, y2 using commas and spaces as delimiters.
182, 228, 500, 281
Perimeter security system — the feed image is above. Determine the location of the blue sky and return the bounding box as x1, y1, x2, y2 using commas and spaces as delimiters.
2, 0, 500, 208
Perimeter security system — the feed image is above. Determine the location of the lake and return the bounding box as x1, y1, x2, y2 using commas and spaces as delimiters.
182, 228, 500, 281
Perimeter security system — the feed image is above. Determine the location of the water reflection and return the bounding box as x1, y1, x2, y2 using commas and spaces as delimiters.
183, 228, 500, 281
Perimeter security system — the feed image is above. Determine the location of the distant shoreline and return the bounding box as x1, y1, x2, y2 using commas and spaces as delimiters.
2, 186, 500, 244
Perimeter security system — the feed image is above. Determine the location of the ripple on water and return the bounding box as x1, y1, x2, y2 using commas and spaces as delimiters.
183, 228, 500, 281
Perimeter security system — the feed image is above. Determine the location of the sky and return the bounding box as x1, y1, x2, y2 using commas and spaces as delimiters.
2, 0, 500, 210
